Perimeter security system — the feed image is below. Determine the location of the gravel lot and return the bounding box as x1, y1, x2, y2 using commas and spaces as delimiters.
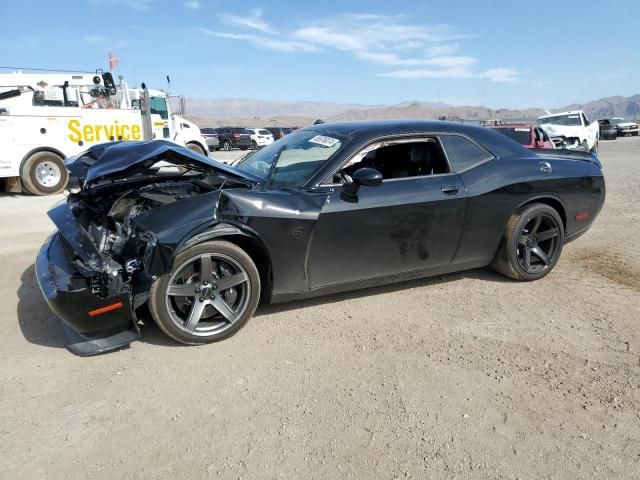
1, 139, 639, 479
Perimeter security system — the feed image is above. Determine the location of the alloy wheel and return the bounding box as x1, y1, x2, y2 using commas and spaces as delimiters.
165, 253, 251, 337
516, 213, 561, 274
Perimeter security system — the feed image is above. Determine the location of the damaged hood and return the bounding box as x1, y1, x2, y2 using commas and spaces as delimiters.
65, 140, 261, 188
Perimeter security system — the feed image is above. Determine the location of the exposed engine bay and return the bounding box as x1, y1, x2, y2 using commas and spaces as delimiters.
64, 176, 226, 299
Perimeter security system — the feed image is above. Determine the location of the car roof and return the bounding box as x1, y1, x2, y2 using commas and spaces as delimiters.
301, 119, 490, 137
298, 119, 527, 158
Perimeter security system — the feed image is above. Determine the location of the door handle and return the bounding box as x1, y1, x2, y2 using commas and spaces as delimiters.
441, 185, 459, 195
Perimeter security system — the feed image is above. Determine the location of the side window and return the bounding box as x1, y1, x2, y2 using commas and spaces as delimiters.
439, 135, 491, 172
332, 139, 450, 184
149, 97, 169, 120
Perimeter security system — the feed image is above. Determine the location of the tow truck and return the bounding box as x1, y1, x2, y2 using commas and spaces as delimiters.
0, 70, 208, 194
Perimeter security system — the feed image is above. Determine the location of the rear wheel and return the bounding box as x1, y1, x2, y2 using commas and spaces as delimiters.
148, 241, 260, 345
185, 142, 206, 156
223, 140, 232, 151
21, 151, 68, 195
491, 203, 564, 281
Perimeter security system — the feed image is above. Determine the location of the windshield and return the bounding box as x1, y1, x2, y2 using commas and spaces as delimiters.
234, 129, 349, 186
537, 114, 582, 126
612, 118, 625, 125
491, 127, 531, 145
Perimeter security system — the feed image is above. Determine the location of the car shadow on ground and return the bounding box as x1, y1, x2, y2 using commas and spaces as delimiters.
254, 267, 511, 317
17, 263, 512, 350
17, 264, 66, 349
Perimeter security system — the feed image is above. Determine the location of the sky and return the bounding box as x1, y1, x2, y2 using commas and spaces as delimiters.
0, 0, 638, 109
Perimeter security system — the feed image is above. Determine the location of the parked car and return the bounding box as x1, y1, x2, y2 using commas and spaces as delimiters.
200, 127, 220, 151
611, 117, 639, 136
597, 119, 618, 140
214, 127, 251, 151
536, 111, 599, 153
489, 124, 555, 149
245, 128, 275, 149
266, 127, 293, 141
37, 121, 605, 355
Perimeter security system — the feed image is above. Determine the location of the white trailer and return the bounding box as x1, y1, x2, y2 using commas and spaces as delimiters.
0, 70, 208, 194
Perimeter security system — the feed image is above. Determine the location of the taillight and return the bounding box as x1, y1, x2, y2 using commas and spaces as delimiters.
232, 133, 240, 137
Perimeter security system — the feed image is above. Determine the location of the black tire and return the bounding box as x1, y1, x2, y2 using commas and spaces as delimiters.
251, 140, 258, 150
148, 241, 260, 345
223, 140, 232, 151
591, 140, 598, 154
491, 203, 564, 281
21, 151, 68, 195
185, 142, 206, 156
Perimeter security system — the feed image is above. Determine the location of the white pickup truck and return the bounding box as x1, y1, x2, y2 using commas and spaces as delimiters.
536, 110, 599, 153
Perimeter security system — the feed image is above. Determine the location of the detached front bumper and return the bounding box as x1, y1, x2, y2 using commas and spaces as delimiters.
35, 233, 139, 356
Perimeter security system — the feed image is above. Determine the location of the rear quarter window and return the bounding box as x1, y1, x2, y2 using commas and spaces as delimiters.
439, 135, 492, 172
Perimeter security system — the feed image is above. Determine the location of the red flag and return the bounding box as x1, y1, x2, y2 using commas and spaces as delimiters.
108, 52, 119, 71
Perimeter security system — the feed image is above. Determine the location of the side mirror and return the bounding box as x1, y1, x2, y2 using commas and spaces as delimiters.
353, 167, 383, 187
342, 167, 382, 201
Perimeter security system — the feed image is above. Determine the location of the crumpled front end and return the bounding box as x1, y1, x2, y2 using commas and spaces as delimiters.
36, 230, 139, 356
35, 175, 234, 355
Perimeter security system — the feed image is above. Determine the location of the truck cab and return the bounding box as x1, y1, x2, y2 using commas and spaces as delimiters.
0, 71, 208, 195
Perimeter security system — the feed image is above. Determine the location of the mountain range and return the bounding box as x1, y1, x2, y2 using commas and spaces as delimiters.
185, 94, 640, 127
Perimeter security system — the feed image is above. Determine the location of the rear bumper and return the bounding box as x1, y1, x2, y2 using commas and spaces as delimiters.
35, 232, 139, 356
232, 137, 251, 148
255, 138, 274, 146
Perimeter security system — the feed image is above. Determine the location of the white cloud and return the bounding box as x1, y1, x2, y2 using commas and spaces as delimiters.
481, 68, 520, 83
83, 35, 128, 49
381, 65, 522, 83
220, 8, 276, 35
200, 11, 522, 82
184, 0, 199, 9
198, 28, 317, 53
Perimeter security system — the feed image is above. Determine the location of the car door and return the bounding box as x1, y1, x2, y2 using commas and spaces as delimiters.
307, 140, 467, 289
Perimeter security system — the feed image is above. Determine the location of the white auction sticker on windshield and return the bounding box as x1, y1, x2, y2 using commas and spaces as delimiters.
515, 128, 529, 131
309, 135, 339, 147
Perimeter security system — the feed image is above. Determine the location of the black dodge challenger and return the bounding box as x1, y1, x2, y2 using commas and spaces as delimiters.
36, 120, 605, 355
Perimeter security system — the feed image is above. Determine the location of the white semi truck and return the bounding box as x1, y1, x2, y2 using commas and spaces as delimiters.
0, 70, 208, 194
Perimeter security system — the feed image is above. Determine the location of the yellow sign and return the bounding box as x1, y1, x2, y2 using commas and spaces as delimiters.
68, 119, 142, 143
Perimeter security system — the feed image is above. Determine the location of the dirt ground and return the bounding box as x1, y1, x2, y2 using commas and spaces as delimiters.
1, 138, 639, 480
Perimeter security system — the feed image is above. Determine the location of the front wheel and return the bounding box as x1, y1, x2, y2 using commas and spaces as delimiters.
148, 241, 261, 345
251, 140, 258, 150
21, 151, 68, 195
491, 203, 564, 281
223, 140, 232, 151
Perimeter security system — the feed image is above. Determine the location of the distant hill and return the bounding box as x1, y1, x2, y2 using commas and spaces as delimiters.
186, 94, 640, 128
562, 95, 640, 120
328, 101, 547, 122
184, 97, 385, 121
